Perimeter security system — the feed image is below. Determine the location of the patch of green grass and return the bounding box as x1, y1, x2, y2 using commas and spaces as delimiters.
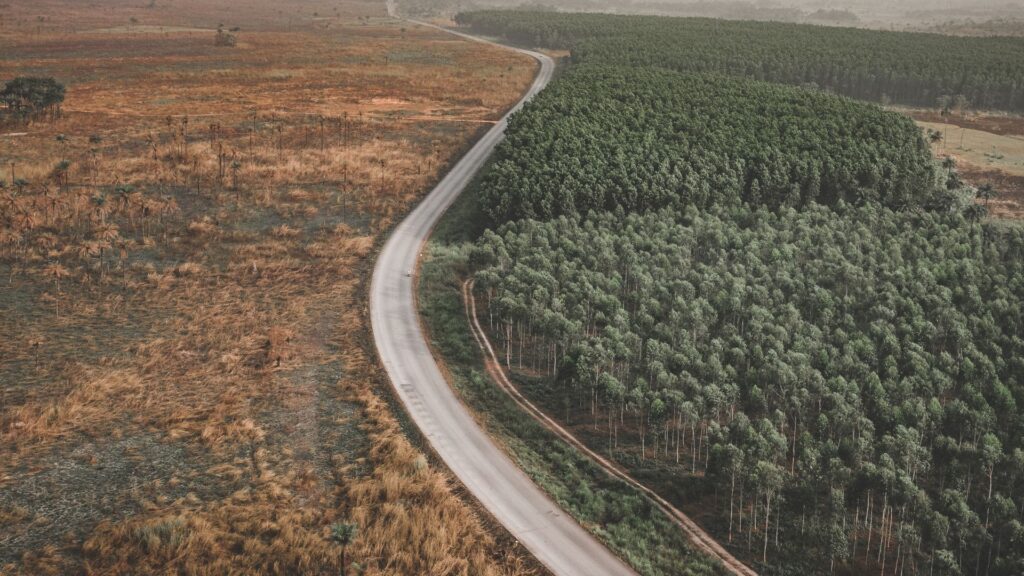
418, 184, 725, 576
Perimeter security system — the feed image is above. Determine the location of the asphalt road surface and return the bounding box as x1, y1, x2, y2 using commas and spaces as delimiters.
369, 21, 640, 576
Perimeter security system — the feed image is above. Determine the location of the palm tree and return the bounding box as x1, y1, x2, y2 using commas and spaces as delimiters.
76, 239, 103, 261
331, 522, 358, 575
114, 184, 142, 226
35, 232, 59, 253
55, 133, 68, 162
90, 192, 108, 223
230, 160, 242, 195
88, 134, 103, 184
42, 185, 64, 225
953, 93, 970, 150
42, 262, 70, 316
14, 207, 38, 231
52, 160, 70, 194
181, 115, 189, 158
964, 202, 987, 223
941, 156, 956, 179
94, 222, 120, 243
13, 177, 29, 196
976, 183, 997, 206
0, 227, 23, 257
937, 95, 952, 150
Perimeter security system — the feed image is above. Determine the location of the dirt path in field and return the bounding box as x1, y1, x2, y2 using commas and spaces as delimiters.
462, 278, 759, 576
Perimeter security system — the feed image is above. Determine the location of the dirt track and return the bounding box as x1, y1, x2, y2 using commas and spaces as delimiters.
463, 279, 759, 576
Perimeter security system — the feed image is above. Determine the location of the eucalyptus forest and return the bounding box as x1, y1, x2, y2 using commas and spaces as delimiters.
457, 10, 1024, 576
457, 11, 1024, 112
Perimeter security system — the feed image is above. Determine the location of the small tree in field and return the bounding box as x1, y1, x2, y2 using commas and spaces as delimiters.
331, 522, 358, 575
976, 183, 998, 206
214, 25, 237, 47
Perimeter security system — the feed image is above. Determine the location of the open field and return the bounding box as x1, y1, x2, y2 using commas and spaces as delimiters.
917, 121, 1024, 175
908, 113, 1024, 218
0, 1, 539, 574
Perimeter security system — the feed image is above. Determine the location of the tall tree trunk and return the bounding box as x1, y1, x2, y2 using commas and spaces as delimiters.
729, 469, 736, 543
763, 490, 772, 563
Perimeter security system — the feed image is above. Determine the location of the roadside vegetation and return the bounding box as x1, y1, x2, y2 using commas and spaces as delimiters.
0, 1, 539, 573
425, 10, 1024, 576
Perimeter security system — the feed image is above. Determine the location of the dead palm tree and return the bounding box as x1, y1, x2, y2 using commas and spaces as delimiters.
41, 262, 70, 315
76, 239, 102, 261
93, 222, 120, 243
35, 232, 59, 253
14, 208, 38, 232
181, 115, 189, 158
88, 134, 103, 184
0, 227, 23, 257
55, 133, 69, 162
231, 159, 242, 195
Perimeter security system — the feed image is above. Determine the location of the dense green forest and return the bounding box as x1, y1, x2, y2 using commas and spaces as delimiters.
449, 7, 1024, 576
480, 65, 941, 223
456, 11, 1024, 112
473, 206, 1024, 574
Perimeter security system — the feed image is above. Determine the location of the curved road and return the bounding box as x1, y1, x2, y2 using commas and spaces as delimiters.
369, 19, 639, 576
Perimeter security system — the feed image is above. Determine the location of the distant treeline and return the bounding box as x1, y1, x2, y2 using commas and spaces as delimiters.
457, 10, 1024, 112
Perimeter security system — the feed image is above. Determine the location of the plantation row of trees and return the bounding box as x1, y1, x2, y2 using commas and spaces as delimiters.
473, 205, 1024, 574
479, 65, 941, 223
454, 7, 1024, 575
456, 11, 1024, 112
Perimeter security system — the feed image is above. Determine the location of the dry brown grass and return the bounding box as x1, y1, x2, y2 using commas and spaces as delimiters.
0, 1, 539, 573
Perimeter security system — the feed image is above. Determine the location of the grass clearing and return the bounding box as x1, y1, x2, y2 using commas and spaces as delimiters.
911, 116, 1024, 218
917, 120, 1024, 176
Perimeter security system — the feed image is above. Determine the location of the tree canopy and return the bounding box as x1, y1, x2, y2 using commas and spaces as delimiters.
480, 65, 940, 223
1, 76, 65, 122
458, 11, 1024, 112
475, 206, 1024, 574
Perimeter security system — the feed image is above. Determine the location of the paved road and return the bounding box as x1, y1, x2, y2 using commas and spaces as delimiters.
369, 20, 639, 576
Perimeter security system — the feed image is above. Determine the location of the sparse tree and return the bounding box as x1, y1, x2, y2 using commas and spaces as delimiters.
331, 522, 358, 575
976, 183, 997, 206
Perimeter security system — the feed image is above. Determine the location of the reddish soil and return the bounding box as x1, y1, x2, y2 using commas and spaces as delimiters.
958, 165, 1024, 219
909, 111, 1024, 137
